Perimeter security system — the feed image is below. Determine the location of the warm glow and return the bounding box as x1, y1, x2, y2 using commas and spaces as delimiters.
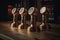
12, 8, 16, 14
18, 23, 23, 30
19, 8, 24, 14
27, 24, 32, 33
28, 7, 34, 15
40, 7, 46, 14
10, 22, 15, 32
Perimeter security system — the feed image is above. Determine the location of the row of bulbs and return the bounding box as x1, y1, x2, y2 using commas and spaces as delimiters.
12, 7, 46, 15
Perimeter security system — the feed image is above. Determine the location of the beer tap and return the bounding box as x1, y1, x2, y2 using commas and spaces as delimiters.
27, 7, 40, 32
11, 8, 19, 30
18, 7, 28, 30
40, 7, 47, 31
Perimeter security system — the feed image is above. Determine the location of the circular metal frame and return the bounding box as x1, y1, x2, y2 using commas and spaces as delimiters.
12, 8, 16, 14
40, 7, 46, 14
19, 8, 25, 14
28, 7, 35, 15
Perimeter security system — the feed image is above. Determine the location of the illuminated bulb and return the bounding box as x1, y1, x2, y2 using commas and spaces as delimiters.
12, 8, 16, 14
40, 7, 46, 14
19, 8, 24, 14
28, 7, 34, 15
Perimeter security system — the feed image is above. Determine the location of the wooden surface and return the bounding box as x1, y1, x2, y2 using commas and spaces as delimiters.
0, 21, 60, 40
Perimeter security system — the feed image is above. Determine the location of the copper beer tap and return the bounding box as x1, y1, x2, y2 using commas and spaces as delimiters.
18, 7, 28, 30
40, 6, 47, 31
27, 7, 40, 32
11, 8, 19, 31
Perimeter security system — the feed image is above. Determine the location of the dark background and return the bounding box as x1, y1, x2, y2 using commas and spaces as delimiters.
0, 0, 60, 23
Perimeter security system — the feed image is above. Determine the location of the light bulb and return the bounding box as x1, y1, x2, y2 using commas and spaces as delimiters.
19, 7, 24, 14
12, 8, 16, 14
28, 7, 35, 15
40, 7, 46, 14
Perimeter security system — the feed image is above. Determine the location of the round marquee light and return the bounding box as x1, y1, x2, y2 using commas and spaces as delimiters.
12, 8, 16, 14
28, 7, 35, 15
40, 7, 46, 14
19, 8, 25, 14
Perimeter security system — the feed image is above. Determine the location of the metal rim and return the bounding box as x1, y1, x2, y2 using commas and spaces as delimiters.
28, 7, 35, 15
12, 8, 16, 14
40, 7, 46, 14
19, 8, 24, 14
